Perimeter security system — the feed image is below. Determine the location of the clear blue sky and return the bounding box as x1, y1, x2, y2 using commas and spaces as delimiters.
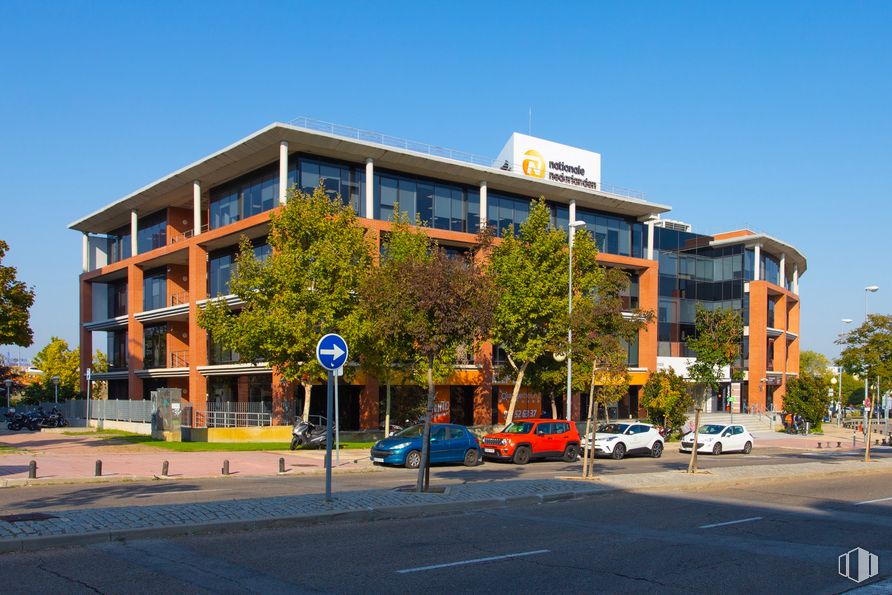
1, 1, 889, 363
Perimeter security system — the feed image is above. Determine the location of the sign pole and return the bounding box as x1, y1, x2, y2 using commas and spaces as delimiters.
325, 370, 334, 501
335, 367, 340, 466
864, 397, 872, 463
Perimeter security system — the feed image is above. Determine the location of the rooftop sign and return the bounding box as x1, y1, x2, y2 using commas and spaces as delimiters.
495, 132, 601, 191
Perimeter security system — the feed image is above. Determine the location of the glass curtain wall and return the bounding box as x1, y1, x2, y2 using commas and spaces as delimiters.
108, 225, 132, 264
143, 268, 166, 311
107, 280, 127, 318
137, 210, 167, 253
208, 241, 271, 297
143, 324, 167, 369
375, 170, 478, 232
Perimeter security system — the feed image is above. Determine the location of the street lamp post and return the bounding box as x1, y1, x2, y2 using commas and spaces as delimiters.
838, 318, 853, 425
864, 285, 879, 462
567, 220, 587, 422
4, 379, 12, 410
51, 376, 60, 405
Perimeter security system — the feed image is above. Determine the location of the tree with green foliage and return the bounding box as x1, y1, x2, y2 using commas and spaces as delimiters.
783, 372, 831, 432
356, 210, 431, 435
799, 350, 833, 381
837, 314, 892, 402
573, 264, 654, 479
199, 184, 373, 423
362, 242, 492, 492
21, 338, 100, 402
641, 368, 693, 434
489, 199, 599, 424
685, 304, 743, 473
0, 240, 35, 348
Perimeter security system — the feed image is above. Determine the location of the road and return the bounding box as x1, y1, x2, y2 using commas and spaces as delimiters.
0, 473, 889, 593
0, 445, 888, 514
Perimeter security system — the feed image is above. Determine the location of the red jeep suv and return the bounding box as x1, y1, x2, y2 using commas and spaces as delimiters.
482, 419, 580, 464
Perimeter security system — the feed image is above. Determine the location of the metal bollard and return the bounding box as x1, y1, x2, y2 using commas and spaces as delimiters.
279, 457, 285, 473
28, 460, 36, 479
817, 442, 822, 448
222, 459, 229, 476
95, 460, 102, 477
837, 441, 842, 448
162, 460, 169, 476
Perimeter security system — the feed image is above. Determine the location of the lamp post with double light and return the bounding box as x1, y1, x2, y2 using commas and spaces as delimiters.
51, 376, 60, 405
566, 219, 587, 421
4, 378, 12, 410
864, 285, 879, 462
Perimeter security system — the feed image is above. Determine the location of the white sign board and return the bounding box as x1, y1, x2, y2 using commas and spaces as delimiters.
496, 133, 601, 190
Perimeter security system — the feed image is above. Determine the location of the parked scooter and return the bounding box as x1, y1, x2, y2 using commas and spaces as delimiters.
4, 409, 27, 431
290, 416, 328, 450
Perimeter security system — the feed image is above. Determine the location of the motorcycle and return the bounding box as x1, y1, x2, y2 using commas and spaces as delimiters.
4, 409, 37, 431
290, 416, 329, 450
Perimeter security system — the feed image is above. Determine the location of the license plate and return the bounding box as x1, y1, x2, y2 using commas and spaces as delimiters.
484, 448, 495, 454
372, 457, 384, 463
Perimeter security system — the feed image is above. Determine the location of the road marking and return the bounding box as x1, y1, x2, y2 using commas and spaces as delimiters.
854, 496, 892, 506
699, 516, 763, 529
396, 549, 550, 574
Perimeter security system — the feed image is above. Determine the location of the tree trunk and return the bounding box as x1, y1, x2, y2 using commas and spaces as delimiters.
301, 382, 312, 423
687, 407, 702, 473
582, 367, 596, 479
550, 394, 558, 420
416, 354, 437, 493
504, 361, 529, 425
384, 378, 392, 436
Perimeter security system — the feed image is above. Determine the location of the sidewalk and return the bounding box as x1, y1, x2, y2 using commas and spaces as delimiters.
0, 456, 889, 553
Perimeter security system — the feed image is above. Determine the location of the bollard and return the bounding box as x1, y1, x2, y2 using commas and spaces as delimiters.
28, 460, 36, 479
95, 460, 102, 477
817, 442, 822, 448
162, 460, 169, 477
278, 457, 285, 473
853, 435, 857, 448
837, 441, 842, 448
222, 459, 229, 476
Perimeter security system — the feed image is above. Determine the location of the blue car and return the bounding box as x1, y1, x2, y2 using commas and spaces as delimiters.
370, 423, 482, 469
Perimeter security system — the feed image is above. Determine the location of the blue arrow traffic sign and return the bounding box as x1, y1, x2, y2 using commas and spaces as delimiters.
316, 333, 349, 371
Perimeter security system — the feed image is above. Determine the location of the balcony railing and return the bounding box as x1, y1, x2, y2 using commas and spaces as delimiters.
182, 402, 273, 428
168, 224, 210, 246
169, 291, 189, 307
169, 350, 189, 368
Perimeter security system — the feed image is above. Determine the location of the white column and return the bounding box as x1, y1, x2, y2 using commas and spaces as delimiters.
279, 141, 289, 205
130, 209, 138, 256
779, 253, 786, 287
646, 218, 656, 260
753, 244, 761, 281
365, 158, 374, 218
193, 181, 202, 236
479, 180, 487, 230
568, 200, 577, 243
82, 233, 90, 273
793, 265, 799, 294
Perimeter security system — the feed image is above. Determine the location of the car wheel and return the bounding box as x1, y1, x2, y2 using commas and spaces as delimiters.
463, 449, 479, 467
611, 443, 626, 460
742, 441, 753, 454
562, 444, 579, 462
513, 446, 531, 465
405, 450, 421, 469
650, 441, 664, 458
712, 442, 723, 455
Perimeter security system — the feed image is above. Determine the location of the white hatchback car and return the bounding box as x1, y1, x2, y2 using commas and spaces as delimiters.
680, 423, 754, 455
581, 422, 664, 460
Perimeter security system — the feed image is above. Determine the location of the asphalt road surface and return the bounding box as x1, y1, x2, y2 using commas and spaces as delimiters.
0, 445, 888, 514
0, 473, 889, 594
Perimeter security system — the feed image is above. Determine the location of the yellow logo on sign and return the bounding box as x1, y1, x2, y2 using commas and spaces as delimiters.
522, 150, 546, 178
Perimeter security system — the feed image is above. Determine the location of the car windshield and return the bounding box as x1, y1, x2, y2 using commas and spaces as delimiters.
699, 425, 725, 435
395, 425, 423, 438
598, 424, 630, 435
502, 422, 533, 434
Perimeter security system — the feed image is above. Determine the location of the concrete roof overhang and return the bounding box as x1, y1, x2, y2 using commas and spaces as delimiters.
69, 123, 671, 235
709, 233, 807, 276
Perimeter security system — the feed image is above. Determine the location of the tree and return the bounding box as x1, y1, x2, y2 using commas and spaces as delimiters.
837, 314, 892, 400
199, 184, 373, 423
573, 264, 654, 479
356, 210, 431, 435
363, 243, 492, 492
800, 350, 832, 381
641, 367, 693, 435
22, 337, 83, 402
685, 304, 743, 473
0, 240, 35, 347
489, 199, 595, 424
783, 373, 831, 432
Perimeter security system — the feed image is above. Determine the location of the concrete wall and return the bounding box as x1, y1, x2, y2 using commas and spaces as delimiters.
89, 419, 152, 435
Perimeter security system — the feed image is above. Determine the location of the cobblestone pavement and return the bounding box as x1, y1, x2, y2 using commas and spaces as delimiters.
0, 456, 889, 552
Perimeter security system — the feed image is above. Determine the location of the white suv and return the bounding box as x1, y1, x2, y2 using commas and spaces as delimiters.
680, 423, 754, 455
581, 422, 664, 460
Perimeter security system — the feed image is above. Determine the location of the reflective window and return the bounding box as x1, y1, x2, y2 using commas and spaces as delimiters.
108, 225, 132, 263
209, 164, 279, 230
107, 280, 127, 318
208, 241, 270, 297
375, 171, 477, 232
137, 210, 167, 253
143, 268, 166, 311
296, 156, 365, 215
143, 324, 167, 369
107, 330, 127, 370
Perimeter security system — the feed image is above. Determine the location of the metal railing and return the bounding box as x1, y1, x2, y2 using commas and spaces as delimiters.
169, 350, 189, 368
169, 291, 189, 307
89, 400, 154, 423
182, 401, 274, 428
168, 224, 210, 246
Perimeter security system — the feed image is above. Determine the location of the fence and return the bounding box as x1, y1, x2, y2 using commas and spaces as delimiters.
1, 400, 86, 421
181, 401, 277, 428
88, 399, 154, 423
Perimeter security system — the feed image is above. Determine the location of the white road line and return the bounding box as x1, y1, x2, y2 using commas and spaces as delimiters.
396, 549, 550, 574
854, 496, 892, 506
699, 516, 763, 529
